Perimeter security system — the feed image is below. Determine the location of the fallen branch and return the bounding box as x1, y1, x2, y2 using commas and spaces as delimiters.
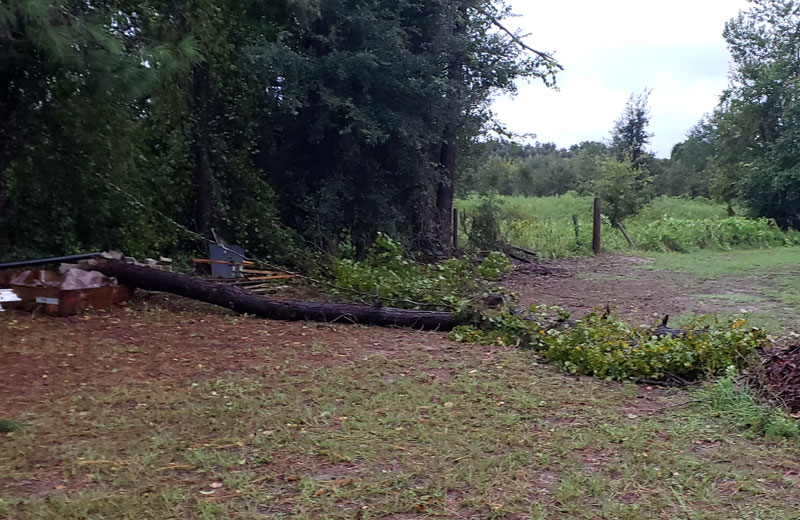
89, 259, 467, 331
506, 252, 532, 264
616, 221, 636, 248
507, 244, 539, 258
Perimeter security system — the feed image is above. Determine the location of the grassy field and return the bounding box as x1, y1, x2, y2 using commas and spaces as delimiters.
2, 307, 799, 519
456, 195, 799, 258
645, 247, 800, 277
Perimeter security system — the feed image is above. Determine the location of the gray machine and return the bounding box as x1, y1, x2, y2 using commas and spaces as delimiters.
208, 243, 247, 279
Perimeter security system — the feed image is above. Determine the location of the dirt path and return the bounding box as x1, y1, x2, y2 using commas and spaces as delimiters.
502, 254, 774, 326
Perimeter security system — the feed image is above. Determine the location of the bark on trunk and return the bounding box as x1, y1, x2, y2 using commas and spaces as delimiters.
191, 64, 214, 239
0, 108, 21, 252
0, 161, 10, 252
436, 131, 456, 251
92, 259, 467, 331
433, 5, 467, 255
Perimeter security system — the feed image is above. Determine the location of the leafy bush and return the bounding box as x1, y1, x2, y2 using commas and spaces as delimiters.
332, 233, 512, 311
477, 251, 512, 279
465, 196, 505, 250
540, 313, 767, 380
634, 217, 800, 252
452, 307, 769, 381
591, 158, 652, 223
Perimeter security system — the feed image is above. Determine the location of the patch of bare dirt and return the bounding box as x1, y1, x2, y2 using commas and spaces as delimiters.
0, 303, 466, 416
502, 254, 767, 324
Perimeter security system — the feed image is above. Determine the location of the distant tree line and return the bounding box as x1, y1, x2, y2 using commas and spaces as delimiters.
460, 97, 710, 218
464, 0, 800, 229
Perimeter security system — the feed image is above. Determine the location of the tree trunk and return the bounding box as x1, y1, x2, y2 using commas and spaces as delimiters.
0, 160, 10, 253
433, 4, 467, 256
0, 106, 22, 254
191, 64, 214, 239
91, 259, 467, 331
436, 129, 457, 252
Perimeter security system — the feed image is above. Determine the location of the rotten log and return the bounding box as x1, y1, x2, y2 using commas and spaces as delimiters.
90, 259, 467, 331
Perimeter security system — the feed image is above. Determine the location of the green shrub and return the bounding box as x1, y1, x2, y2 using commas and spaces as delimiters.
633, 217, 800, 252
452, 308, 769, 381
591, 158, 652, 223
477, 251, 512, 279
332, 233, 512, 311
466, 196, 505, 250
541, 313, 767, 380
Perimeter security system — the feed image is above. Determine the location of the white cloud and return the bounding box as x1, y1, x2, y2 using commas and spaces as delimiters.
493, 0, 751, 157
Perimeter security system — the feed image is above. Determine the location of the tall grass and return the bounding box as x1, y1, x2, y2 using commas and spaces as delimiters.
634, 196, 732, 221
457, 193, 627, 257
697, 367, 800, 440
455, 194, 800, 258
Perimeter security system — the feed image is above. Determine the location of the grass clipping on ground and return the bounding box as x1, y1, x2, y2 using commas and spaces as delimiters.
452, 306, 769, 382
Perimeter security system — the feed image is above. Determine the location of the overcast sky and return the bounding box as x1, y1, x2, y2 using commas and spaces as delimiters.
492, 0, 751, 158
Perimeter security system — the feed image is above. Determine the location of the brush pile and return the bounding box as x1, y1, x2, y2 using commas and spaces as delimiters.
756, 344, 800, 413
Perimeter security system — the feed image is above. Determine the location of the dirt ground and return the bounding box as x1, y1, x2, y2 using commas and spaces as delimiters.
503, 254, 775, 325
0, 253, 688, 416
0, 253, 789, 415
0, 305, 465, 418
0, 253, 765, 415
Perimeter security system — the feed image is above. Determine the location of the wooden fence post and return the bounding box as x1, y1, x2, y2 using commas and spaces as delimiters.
593, 197, 601, 255
572, 214, 581, 248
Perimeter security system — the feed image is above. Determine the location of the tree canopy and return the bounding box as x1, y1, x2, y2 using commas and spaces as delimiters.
6, 0, 800, 262
0, 0, 560, 261
710, 0, 800, 227
610, 89, 653, 169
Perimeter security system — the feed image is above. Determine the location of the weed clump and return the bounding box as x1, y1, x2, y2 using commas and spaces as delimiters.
698, 367, 800, 440
635, 217, 800, 252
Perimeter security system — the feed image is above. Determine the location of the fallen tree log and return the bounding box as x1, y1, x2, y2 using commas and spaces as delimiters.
90, 259, 467, 330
